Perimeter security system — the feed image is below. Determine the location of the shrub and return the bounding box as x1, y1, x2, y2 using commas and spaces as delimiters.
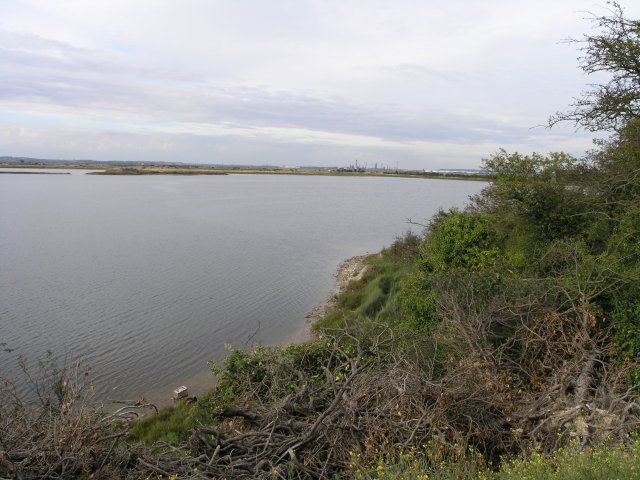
421, 209, 500, 273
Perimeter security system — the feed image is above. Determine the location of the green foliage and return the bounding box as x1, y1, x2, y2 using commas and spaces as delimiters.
420, 209, 500, 273
496, 440, 640, 480
390, 210, 503, 335
531, 239, 629, 314
582, 118, 640, 254
479, 150, 588, 241
612, 300, 640, 359
385, 230, 421, 261
209, 340, 340, 406
612, 204, 640, 261
349, 442, 487, 480
315, 239, 420, 335
591, 118, 640, 207
353, 440, 640, 480
396, 269, 438, 331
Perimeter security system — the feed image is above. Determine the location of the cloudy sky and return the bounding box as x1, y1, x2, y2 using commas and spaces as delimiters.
1, 1, 637, 169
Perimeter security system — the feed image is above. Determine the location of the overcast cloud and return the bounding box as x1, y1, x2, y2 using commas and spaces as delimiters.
1, 0, 638, 169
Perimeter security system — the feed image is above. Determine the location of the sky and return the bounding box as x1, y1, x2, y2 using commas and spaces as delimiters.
1, 0, 638, 170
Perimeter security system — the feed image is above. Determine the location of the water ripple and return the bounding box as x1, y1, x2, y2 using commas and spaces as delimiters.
0, 174, 485, 403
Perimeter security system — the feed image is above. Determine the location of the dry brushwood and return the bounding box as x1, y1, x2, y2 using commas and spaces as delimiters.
0, 358, 156, 479
131, 308, 640, 479
434, 264, 640, 456
134, 325, 509, 478
3, 302, 639, 479
133, 327, 439, 478
508, 309, 640, 450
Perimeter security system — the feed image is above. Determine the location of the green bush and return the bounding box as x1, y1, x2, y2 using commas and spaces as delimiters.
613, 300, 640, 359
479, 150, 589, 241
396, 270, 438, 331
496, 440, 640, 480
421, 209, 500, 273
208, 339, 340, 406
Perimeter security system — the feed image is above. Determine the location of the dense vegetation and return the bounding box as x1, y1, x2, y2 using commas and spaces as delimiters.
1, 3, 639, 479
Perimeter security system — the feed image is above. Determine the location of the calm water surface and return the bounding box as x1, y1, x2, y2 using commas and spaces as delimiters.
0, 168, 100, 174
0, 174, 485, 404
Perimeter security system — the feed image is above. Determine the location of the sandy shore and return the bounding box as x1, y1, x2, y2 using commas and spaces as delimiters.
288, 255, 370, 343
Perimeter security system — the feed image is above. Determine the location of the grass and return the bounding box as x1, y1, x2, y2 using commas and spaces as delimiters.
128, 402, 196, 445
350, 439, 640, 480
315, 248, 415, 334
495, 440, 640, 480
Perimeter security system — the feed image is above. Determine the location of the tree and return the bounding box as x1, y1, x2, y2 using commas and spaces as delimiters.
478, 150, 589, 241
549, 2, 640, 131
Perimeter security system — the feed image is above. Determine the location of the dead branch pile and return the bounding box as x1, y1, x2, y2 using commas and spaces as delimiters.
125, 324, 571, 478
137, 354, 432, 478
2, 300, 639, 479
131, 306, 640, 479
435, 266, 640, 456
509, 309, 640, 450
0, 359, 154, 479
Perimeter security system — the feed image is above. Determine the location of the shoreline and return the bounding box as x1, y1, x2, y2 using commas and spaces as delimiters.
140, 255, 371, 409
0, 163, 491, 181
288, 254, 370, 344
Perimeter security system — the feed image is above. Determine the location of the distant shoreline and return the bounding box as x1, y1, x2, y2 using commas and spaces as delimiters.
0, 162, 491, 181
0, 170, 70, 175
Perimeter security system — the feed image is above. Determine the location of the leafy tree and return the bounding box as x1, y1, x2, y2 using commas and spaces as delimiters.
549, 2, 640, 131
477, 150, 588, 242
588, 117, 640, 208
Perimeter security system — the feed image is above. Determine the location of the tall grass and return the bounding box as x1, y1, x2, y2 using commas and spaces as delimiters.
315, 246, 414, 333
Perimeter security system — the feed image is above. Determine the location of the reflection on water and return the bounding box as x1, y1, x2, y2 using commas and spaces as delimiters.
0, 174, 485, 404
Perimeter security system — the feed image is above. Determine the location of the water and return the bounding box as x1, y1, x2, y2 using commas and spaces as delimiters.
0, 173, 485, 404
0, 168, 101, 175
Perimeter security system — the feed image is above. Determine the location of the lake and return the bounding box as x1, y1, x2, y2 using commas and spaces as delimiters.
0, 173, 485, 405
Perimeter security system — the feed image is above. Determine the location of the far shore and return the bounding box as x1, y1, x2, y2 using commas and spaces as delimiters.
0, 162, 492, 181
0, 170, 70, 175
